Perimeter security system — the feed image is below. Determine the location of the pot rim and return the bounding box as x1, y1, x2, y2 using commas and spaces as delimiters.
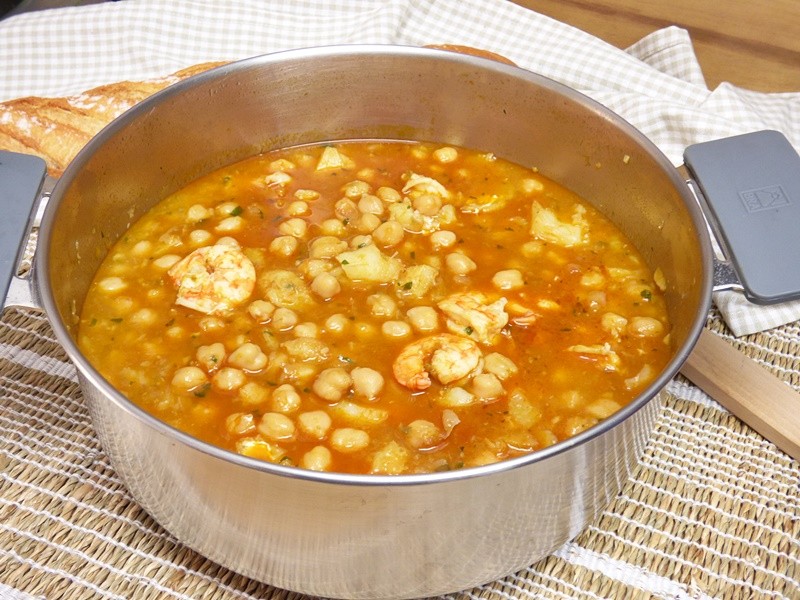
38, 44, 714, 487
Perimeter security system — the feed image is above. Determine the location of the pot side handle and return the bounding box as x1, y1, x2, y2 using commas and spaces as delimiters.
0, 150, 48, 311
683, 130, 800, 305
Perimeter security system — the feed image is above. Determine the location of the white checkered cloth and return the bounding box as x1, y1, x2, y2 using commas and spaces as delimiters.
1, 0, 799, 336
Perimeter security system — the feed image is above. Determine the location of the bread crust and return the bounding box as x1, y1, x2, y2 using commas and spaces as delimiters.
0, 62, 227, 177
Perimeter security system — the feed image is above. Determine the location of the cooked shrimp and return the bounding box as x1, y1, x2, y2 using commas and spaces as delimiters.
168, 243, 256, 315
393, 333, 482, 390
437, 292, 509, 345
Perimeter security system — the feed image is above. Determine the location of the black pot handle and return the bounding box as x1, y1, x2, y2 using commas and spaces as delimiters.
0, 150, 47, 310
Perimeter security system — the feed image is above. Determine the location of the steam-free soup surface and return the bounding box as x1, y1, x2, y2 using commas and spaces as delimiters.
78, 141, 671, 475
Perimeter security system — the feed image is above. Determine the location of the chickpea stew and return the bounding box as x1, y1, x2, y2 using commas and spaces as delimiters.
78, 141, 672, 475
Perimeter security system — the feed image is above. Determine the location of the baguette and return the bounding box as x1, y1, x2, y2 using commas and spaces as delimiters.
0, 62, 227, 177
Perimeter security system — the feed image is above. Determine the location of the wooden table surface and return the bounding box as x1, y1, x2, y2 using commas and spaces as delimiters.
512, 0, 800, 93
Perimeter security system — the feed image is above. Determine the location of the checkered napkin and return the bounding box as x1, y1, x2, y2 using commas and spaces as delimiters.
1, 0, 799, 336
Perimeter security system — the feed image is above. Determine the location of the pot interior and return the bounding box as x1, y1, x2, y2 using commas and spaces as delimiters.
42, 44, 712, 414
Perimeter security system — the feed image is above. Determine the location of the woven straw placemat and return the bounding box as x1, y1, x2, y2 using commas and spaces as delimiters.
1, 305, 797, 600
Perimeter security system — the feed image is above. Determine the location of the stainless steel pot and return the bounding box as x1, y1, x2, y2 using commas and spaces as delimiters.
14, 45, 714, 598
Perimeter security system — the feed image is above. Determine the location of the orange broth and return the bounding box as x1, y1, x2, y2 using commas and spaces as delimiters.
78, 141, 672, 475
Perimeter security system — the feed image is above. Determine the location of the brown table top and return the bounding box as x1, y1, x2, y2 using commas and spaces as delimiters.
513, 0, 800, 92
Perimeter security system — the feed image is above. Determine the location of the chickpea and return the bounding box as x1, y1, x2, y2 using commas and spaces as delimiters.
472, 373, 504, 399
310, 236, 348, 259
279, 217, 308, 238
357, 212, 382, 233
189, 229, 213, 246
559, 416, 598, 438
158, 231, 183, 248
491, 269, 524, 290
198, 317, 225, 333
536, 429, 559, 448
382, 321, 412, 339
521, 240, 544, 257
269, 235, 299, 257
215, 236, 239, 247
370, 441, 409, 475
372, 221, 404, 247
367, 293, 398, 319
225, 412, 256, 436
433, 146, 458, 163
98, 276, 126, 293
342, 180, 371, 199
238, 381, 269, 407
296, 260, 327, 281
196, 342, 226, 372
412, 193, 442, 217
152, 254, 181, 270
248, 300, 275, 323
406, 306, 439, 333
293, 322, 319, 338
358, 194, 384, 215
325, 313, 350, 334
271, 383, 301, 413
297, 410, 333, 439
215, 201, 239, 217
129, 308, 157, 327
272, 307, 298, 331
330, 428, 370, 453
586, 397, 623, 419
286, 200, 310, 216
215, 216, 245, 234
295, 188, 320, 202
264, 171, 292, 187
171, 366, 208, 392
351, 367, 384, 400
199, 316, 226, 333
166, 325, 185, 340
269, 158, 295, 171
429, 230, 456, 251
521, 177, 545, 193
312, 367, 352, 402
584, 290, 607, 312
311, 272, 341, 300
319, 218, 346, 237
334, 198, 359, 221
580, 270, 606, 288
376, 186, 401, 203
445, 252, 477, 275
301, 446, 332, 471
228, 343, 268, 372
213, 367, 246, 392
483, 352, 518, 381
350, 234, 372, 249
258, 412, 296, 441
131, 240, 153, 256
405, 420, 441, 449
628, 316, 665, 337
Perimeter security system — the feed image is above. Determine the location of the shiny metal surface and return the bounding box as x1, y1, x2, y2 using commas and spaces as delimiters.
36, 46, 713, 598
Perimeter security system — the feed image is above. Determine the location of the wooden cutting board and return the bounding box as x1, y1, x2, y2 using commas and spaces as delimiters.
682, 329, 800, 461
